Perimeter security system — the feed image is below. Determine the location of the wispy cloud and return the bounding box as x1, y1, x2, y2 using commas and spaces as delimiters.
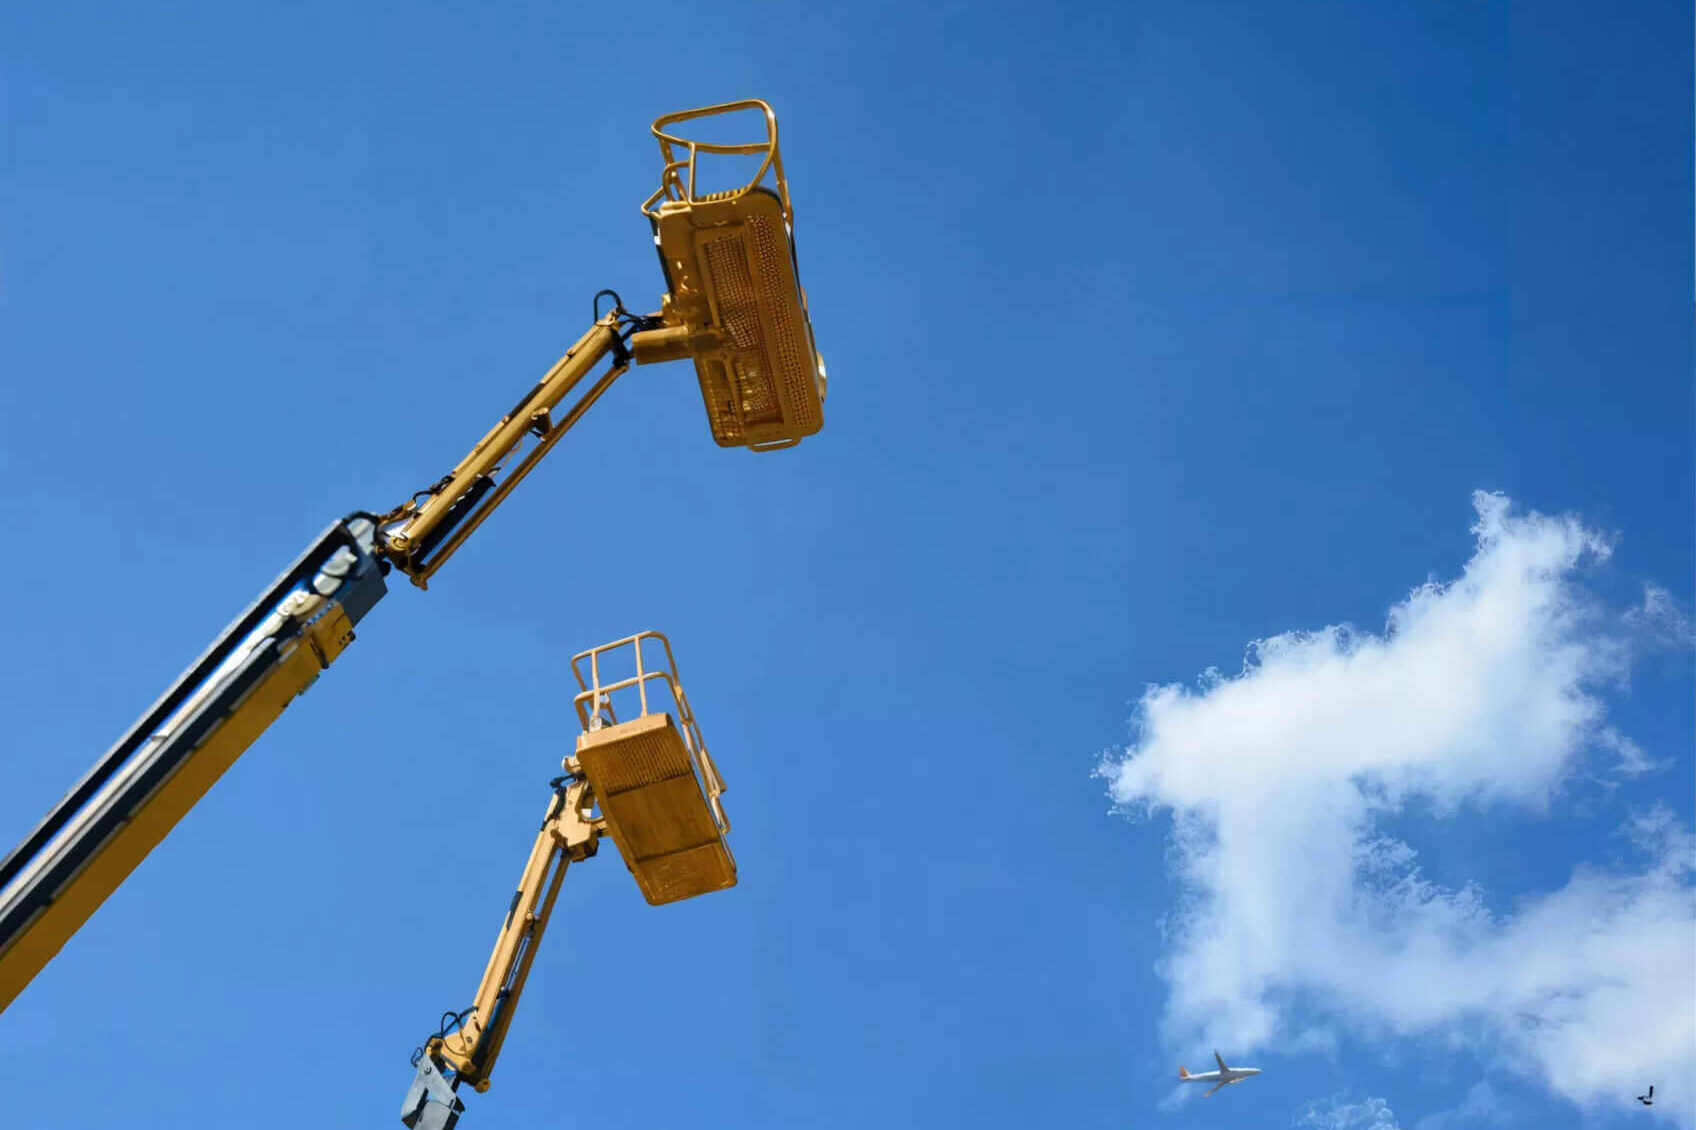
1412, 1080, 1502, 1130
1626, 582, 1695, 649
1296, 1093, 1403, 1130
1103, 492, 1695, 1123
1155, 1083, 1192, 1112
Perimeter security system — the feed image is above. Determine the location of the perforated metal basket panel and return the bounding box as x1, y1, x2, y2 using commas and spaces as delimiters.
655, 191, 824, 450
696, 356, 744, 446
577, 714, 692, 794
575, 714, 736, 905
701, 233, 782, 429
745, 211, 820, 436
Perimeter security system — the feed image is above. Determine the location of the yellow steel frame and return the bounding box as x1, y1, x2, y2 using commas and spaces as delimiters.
5, 99, 822, 1130
425, 776, 600, 1092
0, 526, 381, 1016
417, 631, 731, 1095
0, 612, 347, 1012
377, 316, 628, 588
571, 630, 728, 834
640, 99, 824, 452
641, 99, 793, 225
380, 98, 824, 587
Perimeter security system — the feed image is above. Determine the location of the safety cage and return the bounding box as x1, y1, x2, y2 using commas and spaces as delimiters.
570, 631, 734, 905
643, 99, 827, 452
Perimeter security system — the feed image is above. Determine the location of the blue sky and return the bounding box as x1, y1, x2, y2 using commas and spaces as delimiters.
1, 2, 1690, 1128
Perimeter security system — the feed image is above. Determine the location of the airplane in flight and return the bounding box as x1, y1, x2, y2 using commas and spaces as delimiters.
1178, 1052, 1262, 1097
1637, 1085, 1654, 1107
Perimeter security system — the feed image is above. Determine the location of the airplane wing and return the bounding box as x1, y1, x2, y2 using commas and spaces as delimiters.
1204, 1080, 1229, 1097
1214, 1050, 1229, 1072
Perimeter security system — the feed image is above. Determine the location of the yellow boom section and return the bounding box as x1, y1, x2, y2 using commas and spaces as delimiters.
0, 519, 387, 1012
0, 98, 828, 1130
401, 632, 735, 1129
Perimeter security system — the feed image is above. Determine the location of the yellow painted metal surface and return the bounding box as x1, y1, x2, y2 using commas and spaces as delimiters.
643, 100, 827, 451
576, 714, 736, 905
421, 630, 737, 1105
0, 638, 330, 1012
378, 317, 624, 586
431, 778, 597, 1092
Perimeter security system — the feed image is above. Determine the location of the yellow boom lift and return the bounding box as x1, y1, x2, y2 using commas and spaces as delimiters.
0, 101, 825, 1130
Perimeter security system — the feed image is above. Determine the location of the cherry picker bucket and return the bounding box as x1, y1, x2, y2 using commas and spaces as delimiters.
570, 632, 735, 905
641, 100, 827, 452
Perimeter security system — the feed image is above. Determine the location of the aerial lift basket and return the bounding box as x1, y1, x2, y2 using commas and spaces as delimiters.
571, 632, 735, 905
642, 99, 827, 451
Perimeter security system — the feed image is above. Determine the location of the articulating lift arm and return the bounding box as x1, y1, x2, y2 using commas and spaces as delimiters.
0, 97, 823, 1127
0, 297, 654, 1016
400, 774, 599, 1130
401, 630, 736, 1129
377, 297, 670, 589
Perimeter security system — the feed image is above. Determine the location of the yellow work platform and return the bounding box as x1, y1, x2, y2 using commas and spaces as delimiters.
576, 713, 735, 905
571, 632, 735, 906
642, 100, 827, 451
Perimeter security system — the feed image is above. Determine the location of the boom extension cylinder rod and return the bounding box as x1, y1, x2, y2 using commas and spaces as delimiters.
381, 316, 632, 587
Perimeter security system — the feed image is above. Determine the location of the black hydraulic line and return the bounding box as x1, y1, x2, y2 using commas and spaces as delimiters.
0, 518, 387, 955
0, 634, 288, 952
409, 476, 496, 572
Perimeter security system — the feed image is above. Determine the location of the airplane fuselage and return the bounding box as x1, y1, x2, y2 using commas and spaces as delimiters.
1180, 1067, 1260, 1085
1178, 1053, 1261, 1095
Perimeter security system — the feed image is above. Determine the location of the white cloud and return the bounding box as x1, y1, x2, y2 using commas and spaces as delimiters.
1626, 582, 1693, 648
1412, 1080, 1502, 1130
1104, 492, 1696, 1123
1296, 1093, 1403, 1130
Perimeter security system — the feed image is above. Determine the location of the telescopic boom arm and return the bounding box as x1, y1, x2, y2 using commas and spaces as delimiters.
0, 517, 388, 1013
0, 100, 825, 1124
0, 298, 644, 1014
